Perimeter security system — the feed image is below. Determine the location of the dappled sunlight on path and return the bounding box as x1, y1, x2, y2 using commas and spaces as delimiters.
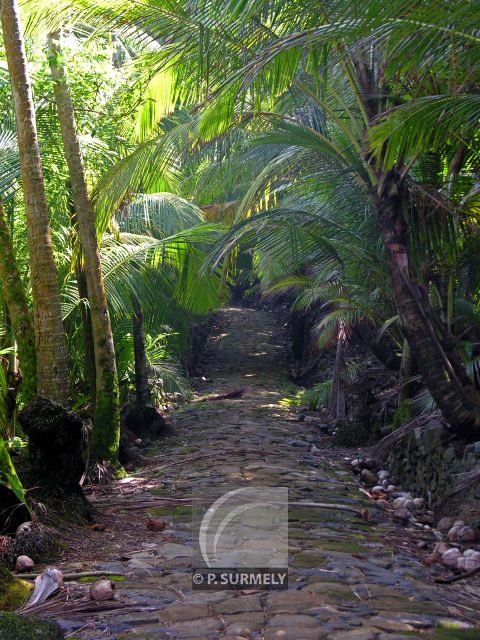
58, 307, 479, 639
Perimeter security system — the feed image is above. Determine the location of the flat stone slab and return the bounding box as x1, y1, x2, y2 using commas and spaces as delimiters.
216, 594, 263, 614
268, 613, 320, 628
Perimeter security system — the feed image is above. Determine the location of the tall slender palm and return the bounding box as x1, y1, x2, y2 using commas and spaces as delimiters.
0, 0, 69, 405
0, 201, 36, 402
48, 31, 120, 464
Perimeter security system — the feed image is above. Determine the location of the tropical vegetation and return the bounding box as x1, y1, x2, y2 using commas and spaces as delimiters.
0, 0, 478, 514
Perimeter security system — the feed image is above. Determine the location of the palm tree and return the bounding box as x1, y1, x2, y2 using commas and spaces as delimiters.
0, 0, 69, 405
47, 30, 120, 465
40, 0, 480, 434
0, 201, 36, 402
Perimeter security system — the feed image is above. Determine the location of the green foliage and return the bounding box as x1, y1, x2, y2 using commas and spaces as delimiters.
0, 612, 64, 639
392, 400, 412, 431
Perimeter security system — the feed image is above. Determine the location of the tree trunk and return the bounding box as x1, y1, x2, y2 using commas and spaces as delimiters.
399, 338, 415, 401
76, 267, 97, 398
0, 0, 69, 405
377, 169, 480, 437
48, 31, 119, 465
132, 296, 151, 407
328, 322, 346, 420
0, 202, 36, 402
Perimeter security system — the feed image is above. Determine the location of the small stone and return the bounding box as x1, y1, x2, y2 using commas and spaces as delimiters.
417, 541, 428, 550
363, 458, 377, 470
360, 469, 379, 485
464, 549, 480, 559
453, 520, 466, 527
457, 556, 466, 571
393, 497, 406, 509
351, 459, 361, 468
442, 548, 461, 568
368, 616, 414, 632
464, 556, 480, 571
402, 499, 415, 511
386, 485, 396, 493
393, 508, 412, 525
378, 470, 390, 481
381, 479, 389, 489
413, 498, 425, 510
371, 486, 384, 494
15, 555, 34, 572
436, 517, 455, 533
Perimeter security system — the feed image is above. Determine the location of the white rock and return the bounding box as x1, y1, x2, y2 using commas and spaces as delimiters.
453, 520, 466, 527
386, 485, 396, 493
432, 542, 449, 561
464, 556, 480, 571
15, 555, 34, 572
393, 497, 406, 509
351, 459, 361, 468
413, 498, 425, 510
442, 548, 462, 568
378, 470, 390, 481
463, 549, 480, 560
457, 557, 467, 571
381, 479, 389, 489
448, 524, 478, 543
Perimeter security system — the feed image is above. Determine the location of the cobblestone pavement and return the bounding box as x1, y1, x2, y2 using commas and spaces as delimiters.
58, 307, 480, 639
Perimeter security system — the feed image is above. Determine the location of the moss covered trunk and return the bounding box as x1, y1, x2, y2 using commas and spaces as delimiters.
0, 202, 36, 402
48, 31, 119, 464
0, 0, 69, 406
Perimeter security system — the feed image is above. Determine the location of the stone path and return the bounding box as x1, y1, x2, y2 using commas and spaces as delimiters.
58, 307, 480, 639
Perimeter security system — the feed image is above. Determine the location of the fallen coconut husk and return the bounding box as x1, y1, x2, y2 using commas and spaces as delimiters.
18, 568, 63, 610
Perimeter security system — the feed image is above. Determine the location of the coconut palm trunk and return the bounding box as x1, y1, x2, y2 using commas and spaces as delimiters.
48, 31, 120, 465
132, 296, 151, 407
377, 169, 480, 436
0, 0, 69, 405
0, 202, 36, 402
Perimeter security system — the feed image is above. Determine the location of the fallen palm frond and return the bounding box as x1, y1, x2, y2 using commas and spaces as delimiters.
17, 568, 136, 619
190, 387, 248, 402
445, 464, 480, 499
289, 501, 372, 520
371, 410, 443, 461
435, 565, 480, 584
19, 589, 134, 617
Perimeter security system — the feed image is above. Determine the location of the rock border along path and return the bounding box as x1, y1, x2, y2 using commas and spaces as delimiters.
58, 307, 480, 639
